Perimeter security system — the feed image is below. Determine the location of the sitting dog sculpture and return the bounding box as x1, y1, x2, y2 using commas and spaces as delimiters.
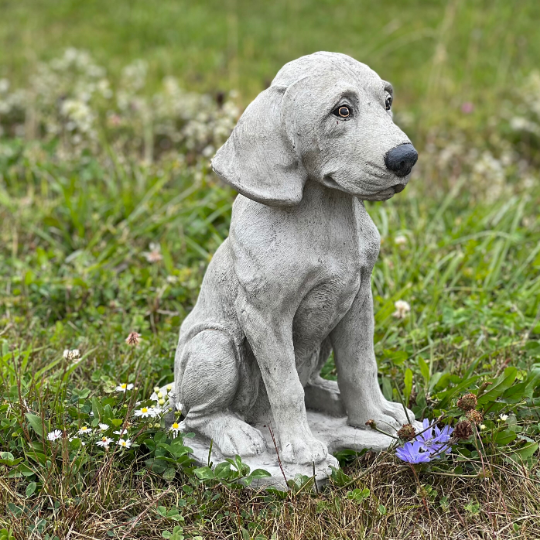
173, 52, 418, 465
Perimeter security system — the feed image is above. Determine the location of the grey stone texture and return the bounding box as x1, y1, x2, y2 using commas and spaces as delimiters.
172, 52, 419, 482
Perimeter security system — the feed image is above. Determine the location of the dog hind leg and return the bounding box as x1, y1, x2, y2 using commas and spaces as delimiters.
179, 329, 266, 457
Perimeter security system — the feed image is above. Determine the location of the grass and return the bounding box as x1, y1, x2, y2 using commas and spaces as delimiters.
1, 1, 540, 538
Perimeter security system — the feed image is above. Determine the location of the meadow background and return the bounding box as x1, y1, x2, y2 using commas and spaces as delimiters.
1, 0, 540, 538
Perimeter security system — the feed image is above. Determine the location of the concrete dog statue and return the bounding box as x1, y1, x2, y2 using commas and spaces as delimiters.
173, 52, 418, 465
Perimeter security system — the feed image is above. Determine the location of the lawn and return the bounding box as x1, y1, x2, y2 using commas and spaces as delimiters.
1, 1, 540, 539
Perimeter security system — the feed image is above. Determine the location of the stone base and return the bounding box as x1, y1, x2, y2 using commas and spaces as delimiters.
178, 410, 403, 490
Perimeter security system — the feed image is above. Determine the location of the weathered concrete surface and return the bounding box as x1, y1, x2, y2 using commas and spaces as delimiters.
180, 410, 404, 490
172, 51, 419, 469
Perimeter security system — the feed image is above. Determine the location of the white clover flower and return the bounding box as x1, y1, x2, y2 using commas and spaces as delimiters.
99, 423, 109, 431
78, 426, 92, 435
393, 300, 411, 319
169, 422, 181, 438
143, 243, 162, 263
116, 383, 134, 392
96, 436, 113, 448
113, 428, 128, 436
394, 235, 407, 246
117, 438, 132, 449
499, 414, 508, 422
47, 430, 62, 441
134, 407, 153, 418
63, 349, 81, 360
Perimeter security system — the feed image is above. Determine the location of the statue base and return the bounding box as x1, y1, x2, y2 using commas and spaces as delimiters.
177, 410, 402, 490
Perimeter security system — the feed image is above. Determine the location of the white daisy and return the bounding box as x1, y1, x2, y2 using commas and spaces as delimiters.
150, 406, 163, 417
78, 426, 92, 435
113, 428, 128, 436
175, 402, 183, 412
499, 414, 508, 422
96, 436, 113, 448
117, 438, 132, 449
47, 430, 62, 441
99, 423, 109, 431
116, 383, 134, 393
134, 407, 153, 418
169, 422, 181, 438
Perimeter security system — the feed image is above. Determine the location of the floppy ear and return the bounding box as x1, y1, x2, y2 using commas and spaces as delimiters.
211, 85, 308, 207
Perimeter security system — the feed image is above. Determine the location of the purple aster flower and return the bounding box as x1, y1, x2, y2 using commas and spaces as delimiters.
396, 440, 431, 464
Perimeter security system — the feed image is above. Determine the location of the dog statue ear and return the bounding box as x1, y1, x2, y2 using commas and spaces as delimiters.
211, 85, 308, 207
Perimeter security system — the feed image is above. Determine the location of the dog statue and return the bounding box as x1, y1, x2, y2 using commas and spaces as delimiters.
173, 52, 418, 465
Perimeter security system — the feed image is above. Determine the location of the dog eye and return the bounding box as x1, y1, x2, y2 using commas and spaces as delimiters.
333, 105, 351, 119
385, 95, 393, 111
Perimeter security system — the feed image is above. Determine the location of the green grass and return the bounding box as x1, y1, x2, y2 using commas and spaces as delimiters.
1, 1, 540, 538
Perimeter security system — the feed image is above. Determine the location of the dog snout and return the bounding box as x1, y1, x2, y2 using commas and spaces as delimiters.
384, 143, 418, 178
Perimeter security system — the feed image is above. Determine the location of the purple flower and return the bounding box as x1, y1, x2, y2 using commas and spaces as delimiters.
396, 440, 432, 464
416, 419, 454, 458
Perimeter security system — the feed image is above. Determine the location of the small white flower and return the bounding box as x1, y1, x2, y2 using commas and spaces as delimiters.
169, 422, 181, 438
480, 424, 487, 430
47, 430, 62, 441
89, 412, 94, 417
499, 414, 508, 422
96, 436, 113, 448
117, 438, 132, 448
78, 426, 92, 435
143, 243, 162, 263
68, 436, 79, 442
150, 392, 159, 401
393, 300, 411, 319
394, 235, 407, 246
175, 402, 183, 412
63, 349, 81, 360
99, 423, 109, 431
116, 383, 134, 392
151, 406, 163, 417
134, 407, 153, 418
113, 428, 128, 436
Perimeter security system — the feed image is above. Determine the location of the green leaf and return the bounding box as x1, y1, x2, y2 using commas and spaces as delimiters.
404, 368, 413, 401
25, 413, 45, 437
347, 487, 370, 503
163, 468, 176, 481
0, 452, 22, 467
418, 356, 430, 385
477, 367, 518, 405
25, 482, 37, 498
508, 442, 539, 463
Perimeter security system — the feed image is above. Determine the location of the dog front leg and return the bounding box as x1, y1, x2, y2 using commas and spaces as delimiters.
237, 299, 328, 465
330, 286, 414, 431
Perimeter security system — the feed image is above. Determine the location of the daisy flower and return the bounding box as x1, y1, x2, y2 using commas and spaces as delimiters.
78, 426, 92, 435
113, 428, 128, 436
117, 438, 132, 449
99, 423, 109, 431
499, 414, 508, 422
135, 407, 153, 418
47, 430, 62, 441
96, 436, 113, 448
169, 422, 181, 438
116, 383, 134, 393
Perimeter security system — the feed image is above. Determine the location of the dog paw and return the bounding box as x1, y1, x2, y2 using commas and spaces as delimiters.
349, 400, 415, 432
218, 422, 267, 457
280, 436, 328, 465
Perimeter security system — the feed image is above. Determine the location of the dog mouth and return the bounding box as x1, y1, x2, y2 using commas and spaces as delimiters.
363, 184, 406, 201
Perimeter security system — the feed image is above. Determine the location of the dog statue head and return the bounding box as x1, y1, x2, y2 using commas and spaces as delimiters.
212, 52, 418, 206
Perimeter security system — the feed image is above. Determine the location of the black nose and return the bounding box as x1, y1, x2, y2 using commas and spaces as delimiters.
384, 143, 418, 177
